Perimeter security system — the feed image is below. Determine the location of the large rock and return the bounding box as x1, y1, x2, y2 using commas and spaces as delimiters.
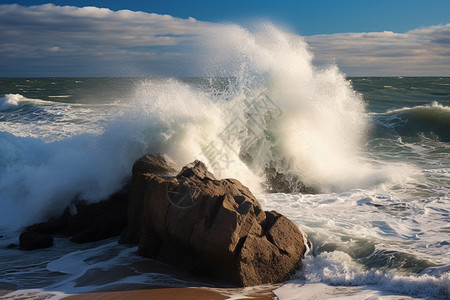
19, 231, 53, 250
124, 155, 308, 286
120, 154, 176, 244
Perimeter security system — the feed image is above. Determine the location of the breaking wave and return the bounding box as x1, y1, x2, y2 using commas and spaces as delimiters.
0, 23, 410, 230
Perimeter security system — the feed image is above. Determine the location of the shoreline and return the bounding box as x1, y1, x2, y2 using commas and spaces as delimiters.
0, 286, 277, 300
64, 288, 229, 300
64, 287, 276, 300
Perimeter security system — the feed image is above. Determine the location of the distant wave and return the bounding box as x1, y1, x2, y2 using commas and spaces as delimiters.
0, 93, 55, 111
372, 102, 450, 142
48, 95, 72, 98
384, 101, 450, 116
0, 94, 23, 110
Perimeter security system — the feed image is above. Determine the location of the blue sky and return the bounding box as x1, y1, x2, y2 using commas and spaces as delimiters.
1, 1, 449, 76
4, 0, 450, 35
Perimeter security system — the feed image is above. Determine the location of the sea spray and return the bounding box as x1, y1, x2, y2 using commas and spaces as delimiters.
131, 78, 263, 191
194, 23, 400, 192
0, 23, 415, 231
0, 128, 148, 230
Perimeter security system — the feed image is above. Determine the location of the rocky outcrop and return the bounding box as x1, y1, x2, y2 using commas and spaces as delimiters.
17, 153, 309, 287
21, 187, 128, 246
19, 231, 53, 250
123, 154, 308, 286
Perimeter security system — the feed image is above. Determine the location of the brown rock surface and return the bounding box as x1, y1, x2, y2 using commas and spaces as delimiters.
124, 155, 308, 286
120, 154, 176, 244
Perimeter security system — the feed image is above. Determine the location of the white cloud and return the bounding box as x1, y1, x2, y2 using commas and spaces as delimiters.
305, 24, 450, 76
0, 4, 214, 76
0, 4, 448, 76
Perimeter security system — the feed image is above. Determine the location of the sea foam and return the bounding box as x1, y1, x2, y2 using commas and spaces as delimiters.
0, 94, 22, 110
285, 251, 450, 299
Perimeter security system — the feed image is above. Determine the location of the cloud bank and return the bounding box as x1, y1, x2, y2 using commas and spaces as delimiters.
0, 4, 214, 76
0, 4, 449, 76
306, 24, 450, 76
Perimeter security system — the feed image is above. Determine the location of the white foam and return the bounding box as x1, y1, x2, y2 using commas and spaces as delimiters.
0, 115, 152, 229
0, 94, 22, 110
48, 95, 71, 98
0, 289, 69, 300
384, 101, 450, 115
44, 242, 196, 294
257, 190, 450, 299
274, 282, 426, 300
258, 190, 450, 266
292, 252, 450, 299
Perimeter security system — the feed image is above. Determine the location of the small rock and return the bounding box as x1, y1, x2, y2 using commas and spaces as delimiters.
19, 231, 53, 250
22, 187, 129, 247
67, 190, 128, 243
26, 217, 68, 235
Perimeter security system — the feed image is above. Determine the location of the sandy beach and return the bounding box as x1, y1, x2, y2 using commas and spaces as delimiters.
64, 288, 230, 300
0, 286, 276, 300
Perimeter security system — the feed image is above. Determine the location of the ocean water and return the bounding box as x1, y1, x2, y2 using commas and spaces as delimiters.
0, 25, 449, 299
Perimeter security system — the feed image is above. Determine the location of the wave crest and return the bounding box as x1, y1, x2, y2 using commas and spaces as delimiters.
374, 102, 450, 141
0, 94, 23, 110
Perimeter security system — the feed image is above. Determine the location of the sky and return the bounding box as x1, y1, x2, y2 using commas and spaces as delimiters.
1, 0, 449, 76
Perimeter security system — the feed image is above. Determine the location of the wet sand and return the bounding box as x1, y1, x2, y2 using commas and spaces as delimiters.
63, 288, 229, 300
0, 241, 277, 299
0, 286, 276, 300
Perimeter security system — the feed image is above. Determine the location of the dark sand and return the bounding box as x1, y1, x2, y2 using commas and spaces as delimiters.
64, 287, 276, 299
0, 287, 276, 299
63, 288, 229, 300
0, 242, 278, 299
